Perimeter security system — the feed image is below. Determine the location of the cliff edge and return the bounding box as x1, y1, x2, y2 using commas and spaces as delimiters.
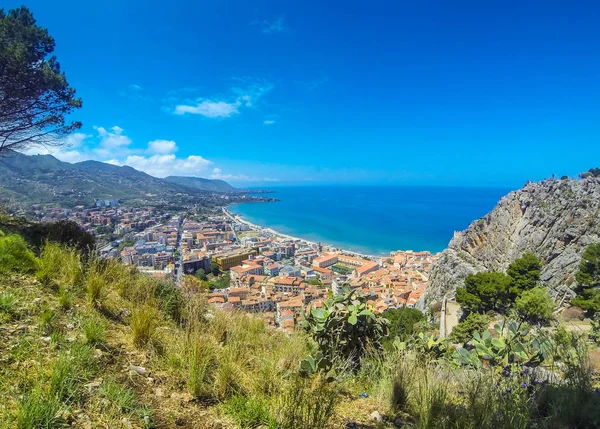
425, 176, 600, 305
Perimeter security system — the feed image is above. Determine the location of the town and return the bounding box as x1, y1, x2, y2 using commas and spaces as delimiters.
32, 201, 439, 332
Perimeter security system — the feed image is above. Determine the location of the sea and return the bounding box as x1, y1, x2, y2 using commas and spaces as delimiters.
229, 186, 513, 256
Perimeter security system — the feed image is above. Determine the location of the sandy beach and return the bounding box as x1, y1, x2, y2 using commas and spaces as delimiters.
222, 207, 380, 260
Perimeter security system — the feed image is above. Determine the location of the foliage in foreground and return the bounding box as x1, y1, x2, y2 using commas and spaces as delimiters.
1, 235, 600, 429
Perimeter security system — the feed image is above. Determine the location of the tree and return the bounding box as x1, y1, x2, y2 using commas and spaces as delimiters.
382, 307, 425, 343
572, 243, 600, 314
456, 272, 513, 315
515, 287, 555, 324
579, 168, 600, 179
195, 268, 207, 281
210, 261, 220, 276
0, 7, 82, 154
507, 252, 542, 297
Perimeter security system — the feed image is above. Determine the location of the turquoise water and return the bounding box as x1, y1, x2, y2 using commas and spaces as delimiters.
229, 186, 512, 255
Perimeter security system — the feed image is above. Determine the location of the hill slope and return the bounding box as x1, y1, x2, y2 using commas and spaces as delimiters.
0, 152, 235, 207
164, 175, 236, 193
425, 176, 600, 304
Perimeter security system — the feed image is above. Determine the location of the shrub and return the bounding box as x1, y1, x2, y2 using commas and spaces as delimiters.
130, 304, 160, 348
0, 231, 37, 274
515, 287, 555, 324
26, 220, 95, 255
449, 312, 491, 344
572, 243, 600, 314
382, 307, 425, 344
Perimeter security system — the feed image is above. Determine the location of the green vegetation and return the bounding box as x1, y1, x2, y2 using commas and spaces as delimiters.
579, 167, 600, 179
0, 231, 37, 274
456, 253, 543, 317
382, 307, 425, 343
572, 243, 600, 314
515, 286, 555, 324
1, 228, 600, 428
302, 287, 389, 371
0, 6, 82, 154
449, 312, 491, 344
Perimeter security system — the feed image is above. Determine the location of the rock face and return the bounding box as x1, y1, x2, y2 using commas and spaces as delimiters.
424, 177, 600, 306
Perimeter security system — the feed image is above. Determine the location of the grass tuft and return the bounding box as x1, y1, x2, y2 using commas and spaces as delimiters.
130, 304, 160, 348
81, 313, 107, 346
223, 395, 274, 428
16, 392, 65, 429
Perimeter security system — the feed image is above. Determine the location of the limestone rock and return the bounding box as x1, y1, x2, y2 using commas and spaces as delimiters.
424, 177, 600, 306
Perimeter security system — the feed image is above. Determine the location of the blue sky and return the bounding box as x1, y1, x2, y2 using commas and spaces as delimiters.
11, 0, 600, 186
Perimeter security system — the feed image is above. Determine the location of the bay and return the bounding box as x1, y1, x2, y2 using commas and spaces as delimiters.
229, 185, 512, 255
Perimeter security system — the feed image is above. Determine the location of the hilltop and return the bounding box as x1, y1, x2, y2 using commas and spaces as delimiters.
0, 152, 238, 209
425, 175, 600, 304
164, 176, 237, 193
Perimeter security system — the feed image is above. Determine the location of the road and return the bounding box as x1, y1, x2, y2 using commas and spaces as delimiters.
174, 216, 184, 285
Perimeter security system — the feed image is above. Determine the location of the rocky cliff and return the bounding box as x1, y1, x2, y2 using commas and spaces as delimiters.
424, 177, 600, 306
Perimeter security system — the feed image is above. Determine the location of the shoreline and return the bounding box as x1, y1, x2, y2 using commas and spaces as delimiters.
222, 206, 384, 260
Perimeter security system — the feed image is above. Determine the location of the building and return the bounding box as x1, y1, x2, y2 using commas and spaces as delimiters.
312, 253, 339, 268
182, 253, 210, 274
213, 249, 258, 271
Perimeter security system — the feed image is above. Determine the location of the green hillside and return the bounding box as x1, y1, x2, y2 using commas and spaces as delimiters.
0, 152, 236, 208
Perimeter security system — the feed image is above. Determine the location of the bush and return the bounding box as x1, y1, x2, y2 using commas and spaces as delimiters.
515, 287, 555, 324
382, 307, 425, 343
449, 312, 491, 344
26, 220, 95, 255
0, 231, 37, 274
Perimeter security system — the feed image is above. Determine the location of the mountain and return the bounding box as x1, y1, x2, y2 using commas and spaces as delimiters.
163, 175, 237, 193
424, 176, 600, 305
0, 151, 235, 208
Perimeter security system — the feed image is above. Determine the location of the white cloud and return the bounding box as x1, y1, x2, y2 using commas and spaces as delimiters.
174, 100, 240, 118
24, 125, 270, 182
128, 84, 142, 91
260, 16, 287, 34
148, 139, 178, 154
118, 154, 213, 178
263, 120, 275, 125
94, 125, 132, 149
172, 80, 273, 119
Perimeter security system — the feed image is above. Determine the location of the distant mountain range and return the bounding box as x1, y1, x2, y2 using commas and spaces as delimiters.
0, 151, 238, 208
163, 176, 236, 193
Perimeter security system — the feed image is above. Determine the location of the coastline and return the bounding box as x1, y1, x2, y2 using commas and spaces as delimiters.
222, 206, 382, 260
